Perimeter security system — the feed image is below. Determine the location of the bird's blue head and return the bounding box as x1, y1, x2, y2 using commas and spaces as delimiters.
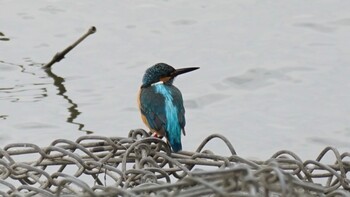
141, 63, 199, 88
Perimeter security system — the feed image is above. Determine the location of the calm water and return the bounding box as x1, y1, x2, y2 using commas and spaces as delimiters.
1, 0, 350, 160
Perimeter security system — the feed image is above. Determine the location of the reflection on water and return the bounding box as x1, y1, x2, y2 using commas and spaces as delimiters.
44, 66, 93, 134
0, 31, 10, 41
307, 137, 350, 148
0, 60, 48, 102
0, 115, 8, 120
220, 67, 313, 90
185, 93, 231, 109
0, 60, 93, 134
294, 22, 335, 33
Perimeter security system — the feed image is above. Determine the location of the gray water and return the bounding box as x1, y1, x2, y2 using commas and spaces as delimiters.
1, 0, 350, 160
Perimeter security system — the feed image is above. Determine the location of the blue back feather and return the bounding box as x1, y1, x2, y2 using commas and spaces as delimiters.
154, 84, 182, 152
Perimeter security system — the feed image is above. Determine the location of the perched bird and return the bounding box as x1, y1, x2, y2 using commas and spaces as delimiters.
138, 63, 199, 152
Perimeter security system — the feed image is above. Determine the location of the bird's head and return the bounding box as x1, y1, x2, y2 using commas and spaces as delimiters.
141, 63, 199, 88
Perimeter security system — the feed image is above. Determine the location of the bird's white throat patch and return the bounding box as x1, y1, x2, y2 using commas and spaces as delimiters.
151, 81, 164, 86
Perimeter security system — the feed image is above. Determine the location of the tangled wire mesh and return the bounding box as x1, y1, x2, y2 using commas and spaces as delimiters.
0, 129, 349, 197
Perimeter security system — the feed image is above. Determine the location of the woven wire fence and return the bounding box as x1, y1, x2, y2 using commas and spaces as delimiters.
0, 129, 350, 197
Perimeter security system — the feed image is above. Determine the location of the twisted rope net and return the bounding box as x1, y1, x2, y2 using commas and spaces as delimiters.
0, 129, 349, 197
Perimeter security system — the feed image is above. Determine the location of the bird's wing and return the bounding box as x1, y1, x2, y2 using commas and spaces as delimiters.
139, 87, 167, 135
170, 86, 186, 135
140, 85, 186, 136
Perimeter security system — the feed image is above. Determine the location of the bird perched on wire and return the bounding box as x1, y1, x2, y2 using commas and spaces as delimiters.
138, 63, 199, 152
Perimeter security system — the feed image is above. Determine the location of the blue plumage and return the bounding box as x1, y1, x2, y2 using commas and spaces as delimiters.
154, 83, 183, 152
138, 63, 199, 152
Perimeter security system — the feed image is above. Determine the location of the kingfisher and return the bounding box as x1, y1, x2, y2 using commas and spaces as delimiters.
138, 63, 199, 152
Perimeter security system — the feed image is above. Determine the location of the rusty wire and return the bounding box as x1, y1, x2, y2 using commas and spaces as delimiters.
0, 129, 349, 197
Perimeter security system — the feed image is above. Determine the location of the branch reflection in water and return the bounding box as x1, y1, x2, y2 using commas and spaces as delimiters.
44, 66, 94, 134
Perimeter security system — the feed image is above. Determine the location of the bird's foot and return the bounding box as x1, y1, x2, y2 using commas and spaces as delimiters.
151, 132, 164, 139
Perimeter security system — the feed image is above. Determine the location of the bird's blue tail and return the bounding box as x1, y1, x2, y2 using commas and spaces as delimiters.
169, 138, 182, 152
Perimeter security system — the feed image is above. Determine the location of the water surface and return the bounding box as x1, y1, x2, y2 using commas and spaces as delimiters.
1, 0, 350, 160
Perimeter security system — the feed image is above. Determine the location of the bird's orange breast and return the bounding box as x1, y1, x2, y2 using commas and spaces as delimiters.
137, 89, 147, 125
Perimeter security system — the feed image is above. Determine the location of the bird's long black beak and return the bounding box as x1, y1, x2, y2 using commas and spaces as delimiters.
172, 67, 200, 77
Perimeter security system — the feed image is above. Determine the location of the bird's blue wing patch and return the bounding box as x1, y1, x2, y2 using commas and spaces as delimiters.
170, 86, 186, 135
